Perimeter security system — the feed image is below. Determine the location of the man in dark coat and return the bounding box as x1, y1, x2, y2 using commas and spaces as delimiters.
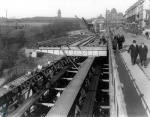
128, 40, 139, 65
116, 34, 120, 41
112, 36, 118, 53
117, 34, 123, 50
121, 35, 125, 42
138, 42, 148, 68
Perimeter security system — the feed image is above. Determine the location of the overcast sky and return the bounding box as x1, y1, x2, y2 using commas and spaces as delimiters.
0, 0, 137, 19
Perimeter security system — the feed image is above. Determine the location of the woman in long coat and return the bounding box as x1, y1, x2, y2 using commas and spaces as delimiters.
138, 42, 148, 67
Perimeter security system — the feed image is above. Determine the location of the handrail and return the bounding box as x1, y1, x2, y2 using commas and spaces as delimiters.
108, 30, 128, 117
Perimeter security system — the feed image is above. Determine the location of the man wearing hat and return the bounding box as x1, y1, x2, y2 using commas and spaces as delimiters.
128, 40, 139, 65
138, 42, 148, 68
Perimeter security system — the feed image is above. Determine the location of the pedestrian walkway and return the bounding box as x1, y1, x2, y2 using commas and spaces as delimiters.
127, 33, 150, 41
115, 51, 148, 117
118, 29, 150, 82
119, 27, 150, 42
121, 51, 150, 117
113, 28, 150, 117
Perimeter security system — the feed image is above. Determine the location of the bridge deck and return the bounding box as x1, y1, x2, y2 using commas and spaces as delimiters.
37, 35, 107, 57
45, 57, 95, 117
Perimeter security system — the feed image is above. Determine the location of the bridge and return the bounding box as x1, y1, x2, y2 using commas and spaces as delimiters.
0, 27, 149, 117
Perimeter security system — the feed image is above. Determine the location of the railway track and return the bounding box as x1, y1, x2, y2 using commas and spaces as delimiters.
38, 35, 90, 47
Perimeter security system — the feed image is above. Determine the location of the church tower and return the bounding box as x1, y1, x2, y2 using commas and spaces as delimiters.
58, 9, 61, 18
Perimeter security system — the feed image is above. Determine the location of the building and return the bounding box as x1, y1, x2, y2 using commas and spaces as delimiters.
105, 8, 124, 27
17, 17, 81, 27
123, 13, 127, 24
25, 48, 37, 58
145, 10, 150, 26
90, 14, 105, 31
126, 2, 138, 24
125, 2, 139, 32
0, 9, 83, 28
138, 0, 150, 28
125, 0, 150, 28
96, 15, 105, 29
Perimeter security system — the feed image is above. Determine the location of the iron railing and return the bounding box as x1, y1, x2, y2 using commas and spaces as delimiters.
108, 33, 128, 117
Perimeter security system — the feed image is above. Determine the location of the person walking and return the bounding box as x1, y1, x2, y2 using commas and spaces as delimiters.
128, 40, 139, 65
118, 35, 125, 50
121, 35, 125, 42
145, 32, 149, 40
117, 34, 122, 50
112, 36, 118, 53
121, 35, 125, 49
138, 42, 148, 68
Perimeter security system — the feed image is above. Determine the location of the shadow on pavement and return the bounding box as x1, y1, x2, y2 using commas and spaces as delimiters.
136, 58, 140, 64
146, 58, 150, 66
136, 58, 150, 66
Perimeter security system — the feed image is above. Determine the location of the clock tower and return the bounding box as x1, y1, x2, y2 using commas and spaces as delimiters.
58, 9, 61, 18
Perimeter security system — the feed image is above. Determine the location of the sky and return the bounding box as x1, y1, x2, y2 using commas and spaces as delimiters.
0, 0, 137, 19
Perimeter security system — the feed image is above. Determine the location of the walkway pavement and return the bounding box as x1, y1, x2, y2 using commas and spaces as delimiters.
115, 51, 148, 117
118, 28, 150, 81
114, 28, 150, 117
121, 51, 150, 117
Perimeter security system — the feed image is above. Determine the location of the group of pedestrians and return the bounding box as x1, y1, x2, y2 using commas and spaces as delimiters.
112, 34, 125, 53
128, 40, 148, 68
112, 33, 148, 68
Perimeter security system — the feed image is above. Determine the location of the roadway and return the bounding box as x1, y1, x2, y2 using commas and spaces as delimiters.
114, 28, 150, 117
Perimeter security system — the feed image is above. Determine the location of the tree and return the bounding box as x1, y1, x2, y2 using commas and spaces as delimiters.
0, 49, 18, 68
1, 29, 26, 49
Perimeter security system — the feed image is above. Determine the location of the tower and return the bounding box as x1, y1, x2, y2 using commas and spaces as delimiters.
58, 9, 61, 18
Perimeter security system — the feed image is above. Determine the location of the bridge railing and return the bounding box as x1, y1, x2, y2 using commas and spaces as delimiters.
108, 34, 128, 117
